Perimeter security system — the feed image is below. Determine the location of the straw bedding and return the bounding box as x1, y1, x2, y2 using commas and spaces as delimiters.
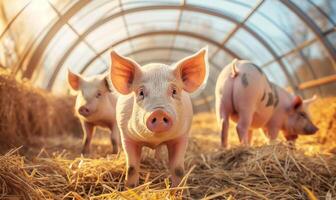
0, 141, 335, 199
0, 70, 335, 199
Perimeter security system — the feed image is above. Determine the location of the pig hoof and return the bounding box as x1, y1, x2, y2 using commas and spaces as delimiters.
125, 180, 138, 188
112, 147, 118, 154
81, 148, 90, 155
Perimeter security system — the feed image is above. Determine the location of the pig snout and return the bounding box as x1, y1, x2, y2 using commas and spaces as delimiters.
304, 124, 319, 135
78, 106, 91, 117
146, 109, 173, 133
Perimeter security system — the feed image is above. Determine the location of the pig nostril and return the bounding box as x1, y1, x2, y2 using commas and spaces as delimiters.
163, 117, 168, 123
151, 117, 157, 124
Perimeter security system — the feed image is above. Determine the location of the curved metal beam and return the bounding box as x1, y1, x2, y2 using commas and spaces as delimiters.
47, 30, 240, 89
45, 4, 297, 90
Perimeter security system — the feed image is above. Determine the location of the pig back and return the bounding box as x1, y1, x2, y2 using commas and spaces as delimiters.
232, 61, 278, 128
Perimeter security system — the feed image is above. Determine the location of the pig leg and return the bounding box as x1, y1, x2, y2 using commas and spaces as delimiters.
110, 124, 121, 154
123, 139, 142, 187
265, 127, 279, 144
216, 78, 234, 148
248, 129, 253, 145
82, 121, 95, 154
236, 113, 253, 146
220, 118, 230, 148
167, 136, 188, 187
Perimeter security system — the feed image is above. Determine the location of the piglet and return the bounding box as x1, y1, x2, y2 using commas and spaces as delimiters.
109, 48, 208, 187
215, 59, 318, 148
68, 70, 120, 154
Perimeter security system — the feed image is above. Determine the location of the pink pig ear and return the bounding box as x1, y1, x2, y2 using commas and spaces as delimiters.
67, 69, 81, 91
109, 50, 141, 94
292, 95, 303, 110
173, 47, 208, 93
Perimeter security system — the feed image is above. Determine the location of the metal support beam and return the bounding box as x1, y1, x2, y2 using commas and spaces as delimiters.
299, 74, 336, 90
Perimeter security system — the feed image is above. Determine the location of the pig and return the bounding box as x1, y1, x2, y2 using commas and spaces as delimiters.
109, 48, 208, 187
215, 59, 319, 148
67, 70, 120, 154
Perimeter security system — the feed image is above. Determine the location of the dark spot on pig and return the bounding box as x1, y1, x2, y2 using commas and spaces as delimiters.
266, 92, 273, 107
127, 166, 135, 177
251, 64, 264, 74
174, 167, 184, 178
241, 73, 248, 88
261, 91, 266, 102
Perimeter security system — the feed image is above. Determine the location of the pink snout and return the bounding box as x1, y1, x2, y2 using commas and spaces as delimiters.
146, 110, 173, 133
78, 106, 91, 117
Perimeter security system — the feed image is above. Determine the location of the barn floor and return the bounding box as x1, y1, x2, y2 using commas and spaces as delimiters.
1, 98, 336, 199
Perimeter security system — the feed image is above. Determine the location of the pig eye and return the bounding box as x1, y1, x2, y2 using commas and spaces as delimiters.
172, 89, 177, 97
299, 112, 306, 118
96, 91, 102, 98
138, 89, 145, 100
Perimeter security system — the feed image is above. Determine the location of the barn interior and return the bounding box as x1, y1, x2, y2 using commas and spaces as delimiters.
0, 0, 335, 199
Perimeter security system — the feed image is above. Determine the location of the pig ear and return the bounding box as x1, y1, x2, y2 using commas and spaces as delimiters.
67, 69, 81, 91
109, 50, 141, 94
292, 96, 303, 110
173, 47, 208, 93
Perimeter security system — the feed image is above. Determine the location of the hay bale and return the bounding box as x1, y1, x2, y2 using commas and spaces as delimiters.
0, 69, 81, 152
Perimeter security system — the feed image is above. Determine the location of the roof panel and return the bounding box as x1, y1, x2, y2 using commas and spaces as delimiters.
68, 0, 120, 34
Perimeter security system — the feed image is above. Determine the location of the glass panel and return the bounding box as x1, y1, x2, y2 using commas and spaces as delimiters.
263, 63, 288, 87
293, 0, 335, 31
327, 31, 336, 47
179, 10, 235, 43
126, 10, 179, 35
131, 35, 174, 55
310, 0, 336, 27
69, 0, 120, 34
247, 12, 296, 55
52, 42, 97, 93
85, 18, 126, 52
226, 29, 273, 65
2, 0, 58, 55
122, 0, 180, 9
256, 0, 315, 46
83, 59, 106, 76
212, 50, 234, 73
34, 25, 78, 88
48, 0, 78, 14
301, 41, 335, 77
283, 52, 313, 84
0, 0, 30, 21
172, 35, 217, 57
187, 0, 256, 22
